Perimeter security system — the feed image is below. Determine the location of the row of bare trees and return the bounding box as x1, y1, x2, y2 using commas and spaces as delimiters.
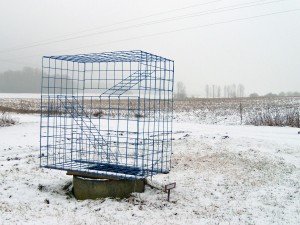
174, 82, 187, 100
0, 67, 41, 93
249, 91, 300, 97
205, 84, 245, 98
174, 82, 246, 99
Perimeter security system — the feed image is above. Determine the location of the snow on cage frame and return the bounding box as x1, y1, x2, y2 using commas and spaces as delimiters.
40, 50, 175, 180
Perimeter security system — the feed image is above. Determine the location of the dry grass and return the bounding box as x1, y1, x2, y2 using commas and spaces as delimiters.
247, 106, 300, 127
0, 112, 17, 127
1, 96, 299, 127
174, 97, 300, 127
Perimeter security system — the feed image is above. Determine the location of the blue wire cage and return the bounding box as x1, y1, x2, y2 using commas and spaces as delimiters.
40, 50, 174, 180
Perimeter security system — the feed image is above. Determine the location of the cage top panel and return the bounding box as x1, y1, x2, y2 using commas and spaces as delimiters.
43, 50, 173, 63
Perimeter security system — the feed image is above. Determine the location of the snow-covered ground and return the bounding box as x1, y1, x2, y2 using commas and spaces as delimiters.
0, 113, 299, 225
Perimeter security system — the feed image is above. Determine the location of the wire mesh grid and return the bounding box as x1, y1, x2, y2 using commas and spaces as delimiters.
40, 50, 174, 179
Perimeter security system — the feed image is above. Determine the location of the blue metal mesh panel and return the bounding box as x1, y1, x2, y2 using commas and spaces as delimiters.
40, 50, 174, 180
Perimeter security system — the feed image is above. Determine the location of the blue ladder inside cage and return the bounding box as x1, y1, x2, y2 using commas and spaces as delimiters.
58, 96, 118, 163
101, 70, 154, 96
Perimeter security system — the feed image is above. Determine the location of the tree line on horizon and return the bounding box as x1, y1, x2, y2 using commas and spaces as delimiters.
174, 81, 300, 99
0, 67, 41, 93
249, 92, 300, 97
1, 68, 299, 97
0, 67, 76, 94
205, 84, 245, 98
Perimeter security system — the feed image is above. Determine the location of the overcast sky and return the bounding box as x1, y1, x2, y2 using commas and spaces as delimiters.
0, 0, 299, 96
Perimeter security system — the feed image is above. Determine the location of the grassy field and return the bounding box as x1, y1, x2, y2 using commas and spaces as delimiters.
1, 96, 299, 127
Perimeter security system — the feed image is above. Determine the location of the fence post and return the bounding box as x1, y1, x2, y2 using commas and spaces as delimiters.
239, 102, 243, 125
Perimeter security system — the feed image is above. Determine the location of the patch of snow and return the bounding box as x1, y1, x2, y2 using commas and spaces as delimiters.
0, 114, 299, 224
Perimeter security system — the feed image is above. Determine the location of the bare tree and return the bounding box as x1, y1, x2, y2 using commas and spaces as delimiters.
212, 85, 215, 98
175, 81, 187, 99
231, 84, 236, 98
223, 85, 228, 98
237, 84, 245, 97
228, 85, 232, 98
206, 83, 246, 98
205, 84, 209, 98
217, 86, 221, 98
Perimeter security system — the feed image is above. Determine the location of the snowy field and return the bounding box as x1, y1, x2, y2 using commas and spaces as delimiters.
1, 98, 300, 224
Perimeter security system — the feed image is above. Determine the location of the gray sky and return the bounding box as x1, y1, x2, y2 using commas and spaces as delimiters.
0, 0, 299, 96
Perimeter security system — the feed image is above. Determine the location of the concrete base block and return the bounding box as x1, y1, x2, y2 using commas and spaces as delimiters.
73, 176, 145, 200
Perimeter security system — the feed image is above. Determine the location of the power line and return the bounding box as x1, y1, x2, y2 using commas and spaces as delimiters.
0, 0, 280, 53
50, 0, 285, 45
23, 8, 300, 57
0, 0, 225, 53
2, 7, 299, 65
0, 0, 285, 54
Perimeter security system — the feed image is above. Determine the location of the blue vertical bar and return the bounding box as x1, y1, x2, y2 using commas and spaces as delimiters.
40, 57, 44, 167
